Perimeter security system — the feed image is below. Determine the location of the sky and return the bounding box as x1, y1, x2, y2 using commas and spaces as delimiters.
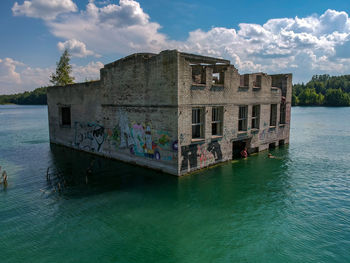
2, 0, 350, 94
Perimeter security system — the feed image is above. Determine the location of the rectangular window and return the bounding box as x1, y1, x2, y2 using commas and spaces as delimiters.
191, 65, 206, 85
251, 105, 260, 129
212, 72, 224, 85
280, 103, 286, 124
238, 105, 248, 131
255, 75, 262, 87
270, 104, 277, 127
60, 106, 71, 127
240, 74, 249, 87
212, 107, 223, 136
192, 108, 204, 139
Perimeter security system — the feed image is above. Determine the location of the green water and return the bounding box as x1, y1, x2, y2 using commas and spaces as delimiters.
0, 105, 349, 263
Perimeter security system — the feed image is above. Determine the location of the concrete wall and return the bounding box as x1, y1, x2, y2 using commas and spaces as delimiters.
177, 53, 292, 175
47, 50, 179, 175
47, 50, 292, 176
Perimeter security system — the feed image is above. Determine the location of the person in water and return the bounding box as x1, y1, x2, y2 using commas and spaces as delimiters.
268, 153, 281, 159
1, 170, 8, 185
240, 148, 248, 158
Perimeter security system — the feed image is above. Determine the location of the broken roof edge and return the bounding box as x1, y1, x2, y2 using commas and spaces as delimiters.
104, 52, 158, 69
103, 50, 231, 69
47, 80, 101, 90
179, 51, 230, 65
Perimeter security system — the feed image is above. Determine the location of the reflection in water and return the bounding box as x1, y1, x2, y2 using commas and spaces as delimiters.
1, 106, 350, 263
46, 144, 176, 197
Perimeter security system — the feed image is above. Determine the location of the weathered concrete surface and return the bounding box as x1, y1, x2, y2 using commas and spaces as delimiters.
47, 50, 292, 176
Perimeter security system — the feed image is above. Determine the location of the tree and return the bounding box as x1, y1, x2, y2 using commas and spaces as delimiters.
324, 88, 350, 106
50, 49, 75, 86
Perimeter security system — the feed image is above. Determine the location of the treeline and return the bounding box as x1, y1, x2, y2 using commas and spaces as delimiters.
2, 74, 350, 106
0, 87, 47, 105
293, 74, 350, 106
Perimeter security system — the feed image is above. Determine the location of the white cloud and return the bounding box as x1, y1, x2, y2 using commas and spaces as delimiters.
57, 39, 99, 57
47, 0, 167, 55
0, 58, 23, 86
0, 57, 51, 94
10, 0, 350, 83
174, 9, 350, 82
12, 0, 77, 20
0, 58, 103, 94
72, 61, 103, 81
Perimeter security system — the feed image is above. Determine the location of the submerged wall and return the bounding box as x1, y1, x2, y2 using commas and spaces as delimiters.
47, 50, 292, 176
177, 53, 292, 175
47, 51, 179, 175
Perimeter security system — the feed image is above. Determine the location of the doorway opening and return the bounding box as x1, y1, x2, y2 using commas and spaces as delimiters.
232, 140, 247, 159
269, 143, 276, 149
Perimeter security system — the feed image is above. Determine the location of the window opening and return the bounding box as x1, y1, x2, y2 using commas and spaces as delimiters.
191, 65, 206, 85
251, 105, 260, 129
192, 108, 204, 139
238, 105, 248, 131
280, 103, 286, 124
212, 107, 223, 136
270, 104, 277, 126
61, 106, 71, 127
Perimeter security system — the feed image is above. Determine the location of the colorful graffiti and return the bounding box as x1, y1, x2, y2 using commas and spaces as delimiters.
74, 122, 106, 152
207, 141, 222, 161
181, 141, 223, 171
117, 110, 135, 149
108, 110, 174, 161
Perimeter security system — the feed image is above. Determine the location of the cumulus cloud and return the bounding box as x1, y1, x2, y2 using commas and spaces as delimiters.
12, 0, 77, 20
10, 0, 350, 83
72, 61, 104, 81
47, 0, 167, 55
174, 9, 350, 81
0, 58, 51, 94
0, 58, 23, 86
57, 39, 99, 57
0, 58, 103, 94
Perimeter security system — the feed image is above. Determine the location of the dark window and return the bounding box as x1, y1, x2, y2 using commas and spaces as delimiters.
191, 65, 206, 85
280, 103, 286, 124
240, 74, 249, 87
212, 107, 223, 136
192, 108, 204, 139
238, 105, 248, 131
61, 107, 71, 126
270, 104, 277, 126
255, 75, 262, 87
251, 105, 260, 129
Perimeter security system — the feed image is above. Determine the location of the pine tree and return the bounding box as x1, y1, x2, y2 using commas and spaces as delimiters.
50, 49, 75, 86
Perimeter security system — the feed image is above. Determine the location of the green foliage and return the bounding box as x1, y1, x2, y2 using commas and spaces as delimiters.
293, 74, 350, 106
49, 49, 75, 86
0, 87, 47, 105
324, 89, 350, 106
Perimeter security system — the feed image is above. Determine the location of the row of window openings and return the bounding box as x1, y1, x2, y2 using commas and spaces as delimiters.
191, 66, 224, 85
192, 68, 262, 87
192, 104, 286, 139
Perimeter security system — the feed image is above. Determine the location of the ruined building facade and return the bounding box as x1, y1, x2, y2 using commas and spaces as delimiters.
47, 50, 292, 176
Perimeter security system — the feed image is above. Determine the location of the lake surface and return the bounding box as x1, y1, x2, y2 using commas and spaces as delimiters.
0, 105, 349, 263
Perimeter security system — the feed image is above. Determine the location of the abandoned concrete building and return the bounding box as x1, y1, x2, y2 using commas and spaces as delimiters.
47, 50, 292, 176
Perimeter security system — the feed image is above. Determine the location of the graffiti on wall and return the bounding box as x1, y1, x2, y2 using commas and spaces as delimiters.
181, 141, 223, 171
117, 109, 135, 149
74, 122, 106, 152
107, 109, 174, 161
207, 141, 222, 161
259, 126, 286, 142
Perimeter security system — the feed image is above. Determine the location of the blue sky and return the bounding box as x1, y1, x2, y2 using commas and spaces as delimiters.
2, 0, 350, 94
